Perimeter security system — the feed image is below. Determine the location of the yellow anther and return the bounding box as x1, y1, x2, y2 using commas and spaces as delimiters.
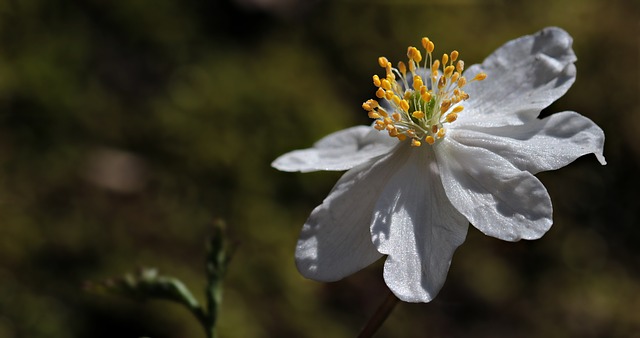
406, 130, 416, 138
384, 90, 394, 100
398, 61, 407, 75
421, 37, 430, 49
404, 91, 412, 100
376, 88, 385, 98
438, 76, 446, 89
400, 100, 410, 112
392, 112, 401, 121
440, 99, 452, 112
413, 49, 422, 63
437, 128, 446, 138
375, 120, 385, 130
442, 53, 449, 67
368, 111, 381, 119
378, 108, 388, 117
411, 139, 422, 147
445, 113, 458, 123
421, 90, 431, 102
408, 60, 416, 73
392, 95, 401, 106
473, 72, 487, 81
378, 56, 389, 68
388, 127, 398, 137
457, 76, 467, 88
386, 68, 396, 80
384, 117, 393, 125
444, 65, 455, 77
451, 72, 460, 83
397, 134, 407, 141
426, 41, 435, 53
362, 102, 372, 111
366, 99, 379, 108
412, 111, 425, 119
452, 105, 464, 113
407, 47, 422, 63
373, 75, 381, 87
432, 60, 440, 72
381, 79, 392, 90
413, 76, 423, 91
450, 50, 459, 62
425, 136, 435, 145
456, 60, 464, 73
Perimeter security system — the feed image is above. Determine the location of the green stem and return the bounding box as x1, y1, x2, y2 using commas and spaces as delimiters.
203, 220, 231, 338
357, 289, 399, 338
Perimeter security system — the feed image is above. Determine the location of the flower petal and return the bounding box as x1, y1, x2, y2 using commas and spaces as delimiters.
370, 145, 469, 302
459, 27, 577, 127
450, 111, 606, 174
436, 138, 553, 241
295, 147, 405, 281
272, 126, 398, 172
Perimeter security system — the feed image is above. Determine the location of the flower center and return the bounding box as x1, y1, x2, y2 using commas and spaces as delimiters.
362, 37, 486, 147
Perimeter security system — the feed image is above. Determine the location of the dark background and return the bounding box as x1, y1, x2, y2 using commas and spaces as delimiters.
0, 0, 638, 337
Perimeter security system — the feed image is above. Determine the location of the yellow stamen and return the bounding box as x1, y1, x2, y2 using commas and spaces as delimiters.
384, 90, 394, 100
425, 136, 435, 144
373, 75, 381, 87
421, 37, 430, 49
444, 65, 455, 77
450, 50, 459, 62
413, 76, 423, 91
452, 105, 464, 113
473, 72, 487, 81
365, 36, 486, 147
400, 100, 410, 112
398, 61, 407, 76
381, 79, 392, 90
378, 57, 389, 68
426, 41, 434, 53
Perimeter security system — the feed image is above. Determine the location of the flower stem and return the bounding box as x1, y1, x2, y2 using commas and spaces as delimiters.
357, 289, 399, 338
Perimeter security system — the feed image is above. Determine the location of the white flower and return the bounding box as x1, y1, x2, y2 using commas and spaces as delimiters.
272, 27, 606, 303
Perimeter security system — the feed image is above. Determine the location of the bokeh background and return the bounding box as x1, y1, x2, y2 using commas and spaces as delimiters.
0, 0, 638, 337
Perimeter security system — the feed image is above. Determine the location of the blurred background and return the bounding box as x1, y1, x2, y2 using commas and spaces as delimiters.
0, 0, 638, 337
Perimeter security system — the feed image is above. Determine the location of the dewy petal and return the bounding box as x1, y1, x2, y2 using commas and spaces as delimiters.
294, 146, 406, 281
450, 111, 606, 174
370, 145, 469, 302
272, 126, 398, 173
459, 27, 577, 127
436, 138, 553, 241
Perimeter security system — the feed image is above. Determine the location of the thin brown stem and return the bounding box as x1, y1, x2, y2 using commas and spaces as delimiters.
357, 289, 400, 338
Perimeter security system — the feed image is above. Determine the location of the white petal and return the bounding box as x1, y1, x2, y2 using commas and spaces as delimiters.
436, 138, 553, 241
370, 145, 469, 302
450, 111, 606, 174
272, 126, 398, 172
459, 27, 577, 127
295, 147, 405, 281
